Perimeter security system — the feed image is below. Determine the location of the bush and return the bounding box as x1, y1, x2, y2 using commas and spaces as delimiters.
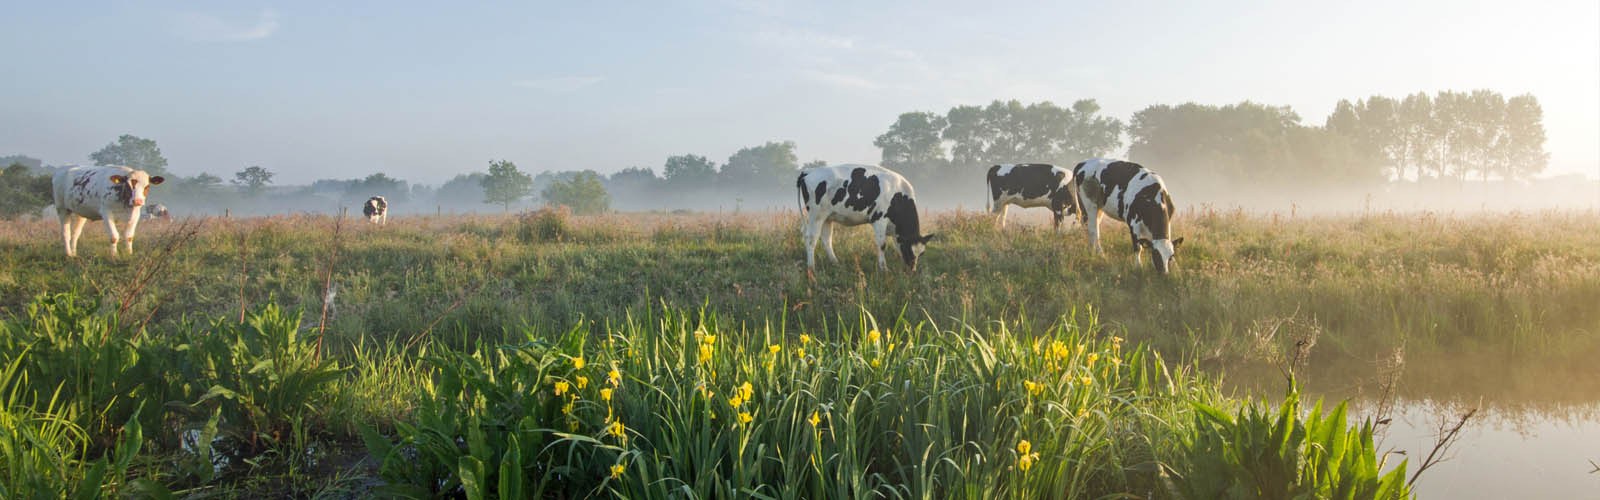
517, 206, 571, 243
540, 172, 610, 215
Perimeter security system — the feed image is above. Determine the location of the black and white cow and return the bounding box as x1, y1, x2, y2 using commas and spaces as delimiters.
795, 164, 936, 271
1073, 158, 1185, 274
51, 165, 165, 257
139, 203, 170, 221
986, 163, 1079, 229
362, 196, 388, 224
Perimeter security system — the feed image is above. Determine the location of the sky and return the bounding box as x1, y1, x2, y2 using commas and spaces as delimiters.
2, 0, 1596, 185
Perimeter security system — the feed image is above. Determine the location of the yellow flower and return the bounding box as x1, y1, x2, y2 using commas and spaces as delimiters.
738, 411, 753, 424
572, 356, 585, 370
575, 376, 589, 389
1112, 336, 1124, 345
698, 344, 714, 363
728, 396, 744, 408
1017, 440, 1031, 455
795, 347, 806, 359
601, 388, 614, 402
737, 382, 754, 401
554, 381, 570, 396
609, 369, 622, 386
1080, 376, 1093, 386
1018, 452, 1039, 471
799, 334, 811, 345
1077, 408, 1088, 418
808, 410, 821, 427
610, 463, 625, 479
871, 358, 881, 368
768, 344, 781, 354
562, 401, 574, 415
568, 419, 579, 432
608, 421, 626, 439
1086, 353, 1099, 365
1111, 357, 1122, 367
1049, 340, 1070, 361
1023, 380, 1042, 395
703, 334, 716, 346
868, 329, 881, 343
887, 343, 895, 353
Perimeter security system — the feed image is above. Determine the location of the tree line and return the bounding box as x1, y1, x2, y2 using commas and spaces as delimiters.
0, 88, 1550, 219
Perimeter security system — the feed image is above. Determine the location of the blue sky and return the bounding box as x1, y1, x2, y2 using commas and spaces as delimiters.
2, 0, 1596, 184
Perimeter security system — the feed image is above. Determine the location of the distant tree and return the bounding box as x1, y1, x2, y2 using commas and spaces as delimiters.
802, 159, 828, 170
608, 166, 660, 194
942, 105, 990, 167
1397, 92, 1435, 180
0, 163, 53, 219
0, 155, 42, 170
89, 135, 169, 176
930, 99, 1122, 170
347, 172, 408, 202
663, 154, 717, 187
541, 171, 611, 215
190, 172, 224, 189
722, 141, 798, 186
231, 166, 275, 195
1501, 94, 1548, 180
874, 112, 948, 173
436, 172, 489, 206
482, 159, 533, 211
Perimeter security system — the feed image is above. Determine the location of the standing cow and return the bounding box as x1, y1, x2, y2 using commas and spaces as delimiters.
363, 196, 388, 224
986, 163, 1079, 229
795, 164, 936, 271
51, 165, 165, 257
1073, 159, 1185, 274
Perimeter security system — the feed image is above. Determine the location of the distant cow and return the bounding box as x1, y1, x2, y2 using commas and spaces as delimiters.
363, 196, 388, 224
140, 203, 170, 221
796, 164, 936, 271
51, 165, 165, 257
986, 163, 1079, 229
1073, 159, 1184, 274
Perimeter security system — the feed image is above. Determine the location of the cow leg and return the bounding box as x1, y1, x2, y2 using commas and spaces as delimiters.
103, 218, 122, 257
819, 222, 839, 263
1130, 228, 1143, 266
1082, 204, 1103, 255
1052, 209, 1064, 232
802, 217, 823, 269
872, 222, 889, 271
69, 216, 89, 257
992, 204, 1008, 228
123, 217, 140, 256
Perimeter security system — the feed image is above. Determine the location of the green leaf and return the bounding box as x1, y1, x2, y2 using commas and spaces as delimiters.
459, 456, 486, 500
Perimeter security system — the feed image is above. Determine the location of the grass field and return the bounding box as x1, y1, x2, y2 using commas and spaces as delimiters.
0, 207, 1595, 497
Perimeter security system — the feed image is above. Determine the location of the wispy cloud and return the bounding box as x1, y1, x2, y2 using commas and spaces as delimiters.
171, 9, 279, 42
798, 69, 882, 90
512, 76, 606, 91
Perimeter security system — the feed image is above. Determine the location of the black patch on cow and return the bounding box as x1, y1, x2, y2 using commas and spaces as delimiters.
110, 182, 132, 205
796, 173, 811, 205
885, 192, 922, 266
364, 197, 387, 217
987, 164, 1058, 200
813, 181, 827, 207
1099, 161, 1143, 216
830, 185, 848, 205
1127, 183, 1170, 240
841, 168, 881, 212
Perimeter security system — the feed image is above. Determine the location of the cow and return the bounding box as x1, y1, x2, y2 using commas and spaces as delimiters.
51, 165, 165, 257
795, 164, 936, 272
363, 196, 388, 224
986, 163, 1079, 230
1073, 158, 1185, 274
140, 203, 170, 221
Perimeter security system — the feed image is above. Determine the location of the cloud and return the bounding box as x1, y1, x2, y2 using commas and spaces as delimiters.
512, 76, 607, 91
753, 28, 856, 51
172, 9, 279, 42
798, 69, 882, 90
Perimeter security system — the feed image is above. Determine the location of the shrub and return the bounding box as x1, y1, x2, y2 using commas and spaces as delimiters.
517, 206, 571, 243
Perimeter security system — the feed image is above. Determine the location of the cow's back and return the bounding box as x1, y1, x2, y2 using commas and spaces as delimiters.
53, 165, 116, 220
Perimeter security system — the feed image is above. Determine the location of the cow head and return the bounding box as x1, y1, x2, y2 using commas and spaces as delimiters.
1138, 237, 1185, 274
108, 172, 165, 208
899, 233, 936, 272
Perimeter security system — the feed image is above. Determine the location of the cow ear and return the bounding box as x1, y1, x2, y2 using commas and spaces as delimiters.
109, 175, 126, 185
1172, 237, 1185, 248
149, 176, 165, 185
1137, 238, 1151, 248
921, 233, 937, 243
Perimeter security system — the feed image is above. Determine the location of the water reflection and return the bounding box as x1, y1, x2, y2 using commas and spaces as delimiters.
1372, 401, 1600, 499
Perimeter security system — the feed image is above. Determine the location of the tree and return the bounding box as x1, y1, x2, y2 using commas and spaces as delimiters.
663, 154, 717, 187
347, 172, 409, 202
232, 166, 275, 195
481, 159, 533, 211
802, 159, 828, 170
90, 135, 169, 176
437, 172, 489, 206
540, 171, 611, 215
874, 112, 948, 173
931, 99, 1123, 170
191, 172, 224, 190
0, 163, 53, 219
0, 155, 42, 171
722, 141, 798, 186
1397, 92, 1435, 180
1501, 94, 1548, 180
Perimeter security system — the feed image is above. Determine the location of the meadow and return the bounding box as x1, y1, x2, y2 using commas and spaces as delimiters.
0, 207, 1595, 498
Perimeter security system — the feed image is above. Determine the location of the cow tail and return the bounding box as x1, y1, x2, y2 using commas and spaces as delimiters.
795, 175, 807, 230
984, 174, 992, 213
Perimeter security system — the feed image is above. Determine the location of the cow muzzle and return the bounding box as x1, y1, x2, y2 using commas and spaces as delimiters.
132, 199, 145, 207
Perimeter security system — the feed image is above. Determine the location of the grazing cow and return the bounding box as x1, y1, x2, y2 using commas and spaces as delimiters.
362, 196, 388, 224
795, 164, 936, 271
140, 203, 170, 221
51, 165, 165, 257
1073, 158, 1185, 274
986, 163, 1079, 229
